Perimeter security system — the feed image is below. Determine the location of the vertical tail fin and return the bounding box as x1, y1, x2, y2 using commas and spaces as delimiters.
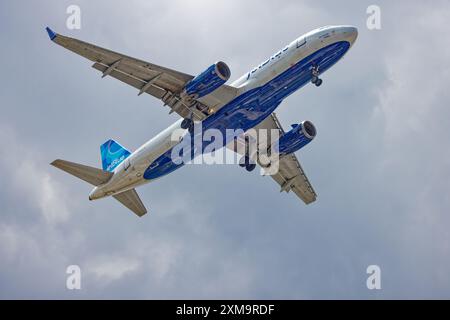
100, 139, 131, 172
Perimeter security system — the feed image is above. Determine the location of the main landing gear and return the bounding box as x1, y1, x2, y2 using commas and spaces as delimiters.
311, 65, 323, 87
239, 156, 256, 172
181, 118, 195, 134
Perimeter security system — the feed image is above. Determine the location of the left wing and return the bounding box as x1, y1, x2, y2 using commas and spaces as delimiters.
227, 113, 317, 205
45, 27, 237, 121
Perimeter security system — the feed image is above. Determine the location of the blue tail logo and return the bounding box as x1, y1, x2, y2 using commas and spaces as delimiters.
100, 139, 131, 172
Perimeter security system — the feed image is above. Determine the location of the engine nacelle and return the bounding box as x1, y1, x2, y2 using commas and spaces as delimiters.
277, 121, 317, 155
184, 61, 231, 99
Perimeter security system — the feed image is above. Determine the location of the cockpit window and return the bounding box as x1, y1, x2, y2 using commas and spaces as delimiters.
296, 37, 306, 48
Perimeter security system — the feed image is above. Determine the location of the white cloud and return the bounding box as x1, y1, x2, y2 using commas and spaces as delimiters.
369, 2, 450, 296
0, 125, 72, 225
375, 4, 450, 148
86, 255, 141, 283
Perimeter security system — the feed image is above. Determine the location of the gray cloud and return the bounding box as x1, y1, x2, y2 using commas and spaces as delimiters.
0, 0, 449, 299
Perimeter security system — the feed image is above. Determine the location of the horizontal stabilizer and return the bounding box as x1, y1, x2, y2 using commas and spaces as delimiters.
51, 159, 113, 186
113, 189, 147, 217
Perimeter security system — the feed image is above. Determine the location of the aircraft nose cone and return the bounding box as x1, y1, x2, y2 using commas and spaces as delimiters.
342, 26, 358, 44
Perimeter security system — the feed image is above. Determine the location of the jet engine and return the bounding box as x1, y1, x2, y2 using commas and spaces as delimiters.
276, 121, 317, 155
184, 61, 231, 99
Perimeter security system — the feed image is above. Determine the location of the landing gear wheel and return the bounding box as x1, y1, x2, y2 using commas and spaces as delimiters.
315, 78, 323, 87
239, 156, 256, 172
188, 123, 195, 134
181, 118, 193, 130
311, 64, 320, 84
239, 156, 248, 167
245, 163, 256, 172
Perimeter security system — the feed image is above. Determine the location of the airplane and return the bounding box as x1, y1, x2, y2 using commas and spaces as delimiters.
46, 25, 358, 216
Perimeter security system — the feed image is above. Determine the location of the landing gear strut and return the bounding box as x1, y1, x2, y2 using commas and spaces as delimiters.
181, 118, 195, 134
181, 118, 193, 129
311, 65, 323, 87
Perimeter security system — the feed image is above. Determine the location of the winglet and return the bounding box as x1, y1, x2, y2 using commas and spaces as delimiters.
45, 27, 57, 41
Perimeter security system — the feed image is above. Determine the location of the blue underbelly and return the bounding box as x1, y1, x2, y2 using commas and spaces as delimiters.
143, 41, 350, 181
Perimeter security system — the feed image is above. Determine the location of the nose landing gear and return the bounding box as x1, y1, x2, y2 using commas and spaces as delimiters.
311, 65, 323, 87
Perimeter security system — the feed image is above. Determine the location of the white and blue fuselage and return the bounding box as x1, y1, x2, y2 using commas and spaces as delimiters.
88, 25, 358, 200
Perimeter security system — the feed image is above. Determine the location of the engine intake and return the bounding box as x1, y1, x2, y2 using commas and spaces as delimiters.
302, 120, 316, 139
184, 61, 231, 99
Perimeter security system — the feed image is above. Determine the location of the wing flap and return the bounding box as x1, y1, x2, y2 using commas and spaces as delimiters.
92, 62, 167, 99
113, 189, 147, 217
272, 154, 317, 204
91, 62, 204, 119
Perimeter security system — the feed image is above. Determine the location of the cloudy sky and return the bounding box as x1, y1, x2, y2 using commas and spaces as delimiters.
1, 0, 450, 299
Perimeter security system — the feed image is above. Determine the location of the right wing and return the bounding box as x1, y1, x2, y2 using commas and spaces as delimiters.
45, 27, 237, 121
